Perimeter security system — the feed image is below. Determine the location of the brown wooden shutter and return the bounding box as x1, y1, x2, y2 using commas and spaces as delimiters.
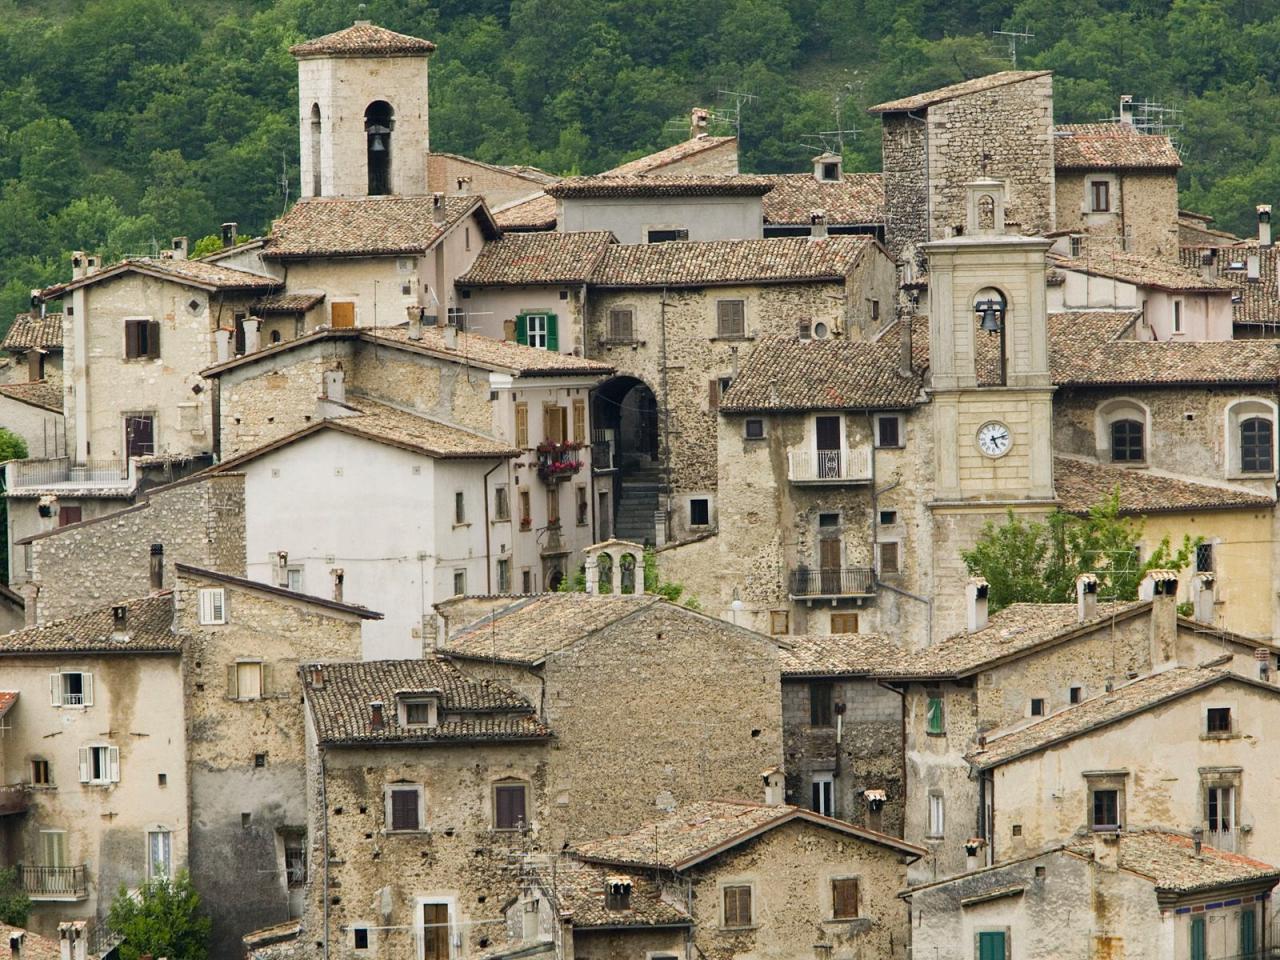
724, 886, 751, 926
124, 321, 138, 359
495, 784, 526, 829
423, 904, 450, 960
832, 878, 858, 918
709, 379, 720, 410
331, 302, 356, 328
391, 788, 419, 830
515, 404, 529, 448
147, 321, 161, 358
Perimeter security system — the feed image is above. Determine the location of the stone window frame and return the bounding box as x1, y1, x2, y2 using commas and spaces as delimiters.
1095, 397, 1150, 466
145, 826, 173, 880
1225, 398, 1278, 479
397, 695, 439, 730
605, 304, 639, 343
718, 879, 757, 930
645, 225, 690, 244
688, 496, 712, 528
713, 299, 749, 340
491, 778, 531, 832
1204, 703, 1236, 739
385, 782, 427, 834
1084, 770, 1128, 832
875, 414, 904, 449
828, 874, 862, 921
1086, 175, 1117, 215
811, 771, 835, 816
876, 539, 901, 576
769, 610, 789, 635
926, 790, 945, 839
973, 928, 1012, 960
743, 417, 767, 440
197, 587, 227, 625
1199, 766, 1242, 837
351, 923, 374, 951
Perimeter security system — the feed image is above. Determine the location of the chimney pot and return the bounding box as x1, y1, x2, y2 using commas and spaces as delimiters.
171, 237, 188, 261
311, 665, 325, 688
809, 210, 828, 239
966, 577, 989, 633
370, 701, 384, 730
1119, 94, 1134, 126
761, 767, 785, 805
149, 543, 164, 592
1192, 825, 1204, 856
215, 328, 232, 364
1141, 569, 1180, 664
1076, 573, 1099, 622
690, 107, 710, 139
242, 318, 261, 355
431, 193, 446, 225
1259, 205, 1273, 248
332, 568, 344, 603
221, 222, 238, 248
406, 306, 424, 340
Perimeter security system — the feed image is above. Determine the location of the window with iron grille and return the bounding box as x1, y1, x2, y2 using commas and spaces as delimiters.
1241, 417, 1273, 472
1196, 542, 1214, 573
1110, 419, 1144, 462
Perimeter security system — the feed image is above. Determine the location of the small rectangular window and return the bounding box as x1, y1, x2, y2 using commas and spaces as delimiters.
876, 415, 901, 448
519, 490, 532, 529
723, 885, 753, 928
1092, 788, 1119, 830
80, 744, 120, 784
810, 682, 834, 727
1090, 180, 1111, 213
689, 498, 710, 527
525, 314, 550, 349
608, 308, 635, 341
811, 774, 833, 816
926, 695, 945, 735
58, 505, 82, 527
404, 700, 435, 727
879, 541, 900, 575
928, 793, 944, 837
1069, 686, 1082, 704
455, 491, 466, 524
1173, 300, 1183, 333
716, 300, 746, 339
543, 405, 568, 444
494, 783, 528, 830
1197, 543, 1214, 573
576, 485, 589, 526
51, 671, 94, 708
198, 588, 226, 625
573, 398, 587, 445
285, 566, 304, 592
546, 487, 560, 526
1207, 707, 1232, 733
515, 403, 529, 448
497, 558, 511, 594
229, 661, 264, 700
494, 486, 510, 522
831, 612, 859, 633
744, 418, 765, 439
647, 228, 689, 243
1070, 234, 1083, 258
388, 786, 422, 831
879, 510, 898, 525
1030, 698, 1045, 717
521, 569, 533, 593
125, 319, 161, 360
832, 878, 859, 920
31, 759, 51, 785
353, 928, 370, 950
870, 299, 880, 321
769, 610, 789, 635
147, 829, 172, 879
453, 569, 466, 596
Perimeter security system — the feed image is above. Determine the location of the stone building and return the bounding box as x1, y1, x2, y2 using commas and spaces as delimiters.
1052, 117, 1182, 260
426, 152, 559, 211
1180, 210, 1280, 338
904, 831, 1280, 960
174, 565, 373, 956
0, 595, 187, 938
2, 312, 64, 387
436, 593, 785, 847
760, 155, 884, 240
870, 71, 1055, 260
568, 799, 924, 960
0, 382, 63, 461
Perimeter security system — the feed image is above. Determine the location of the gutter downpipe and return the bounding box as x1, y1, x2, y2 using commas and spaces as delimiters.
320, 743, 331, 960
482, 459, 503, 594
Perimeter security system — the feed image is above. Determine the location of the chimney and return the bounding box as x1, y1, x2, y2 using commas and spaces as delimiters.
761, 767, 785, 805
1076, 573, 1099, 622
323, 365, 345, 404
331, 568, 344, 603
1193, 573, 1216, 624
1248, 253, 1260, 281
171, 237, 188, 261
966, 577, 989, 633
690, 107, 709, 139
1255, 646, 1272, 683
431, 193, 446, 225
71, 251, 88, 281
370, 701, 385, 731
899, 318, 914, 377
964, 838, 984, 872
1093, 831, 1120, 870
112, 604, 128, 637
10, 930, 23, 958
1199, 246, 1218, 281
1139, 569, 1180, 665
1192, 825, 1204, 857
455, 176, 472, 195
813, 153, 843, 182
809, 210, 828, 239
275, 550, 289, 588
405, 306, 424, 341
58, 920, 88, 960
1259, 205, 1272, 248
85, 255, 100, 276
443, 319, 458, 350
221, 222, 238, 248
149, 543, 164, 591
1119, 94, 1134, 126
242, 318, 261, 355
215, 328, 232, 363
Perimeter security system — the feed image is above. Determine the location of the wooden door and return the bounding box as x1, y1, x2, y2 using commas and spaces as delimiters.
815, 415, 841, 478
819, 536, 841, 594
423, 903, 450, 960
331, 302, 356, 328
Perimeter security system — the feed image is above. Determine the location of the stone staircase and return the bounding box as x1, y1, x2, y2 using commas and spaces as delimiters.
613, 462, 663, 544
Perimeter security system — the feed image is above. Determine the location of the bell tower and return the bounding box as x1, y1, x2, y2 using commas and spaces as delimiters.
291, 21, 435, 198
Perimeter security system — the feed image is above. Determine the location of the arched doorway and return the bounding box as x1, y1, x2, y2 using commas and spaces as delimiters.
591, 376, 662, 544
364, 101, 394, 195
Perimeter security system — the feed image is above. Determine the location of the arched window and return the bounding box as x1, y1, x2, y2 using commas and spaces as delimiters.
596, 553, 614, 594
977, 194, 996, 231
309, 103, 322, 197
619, 553, 637, 595
364, 101, 394, 196
1241, 417, 1273, 473
1111, 419, 1145, 463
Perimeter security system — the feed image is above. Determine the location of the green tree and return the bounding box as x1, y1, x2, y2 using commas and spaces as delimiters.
962, 491, 1198, 613
108, 871, 211, 960
0, 867, 30, 928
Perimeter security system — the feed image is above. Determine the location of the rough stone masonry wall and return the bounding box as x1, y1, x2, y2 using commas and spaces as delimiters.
29, 473, 245, 623
176, 574, 364, 958
881, 113, 930, 261
537, 604, 784, 848
686, 819, 911, 960
348, 344, 495, 434
1054, 169, 1180, 259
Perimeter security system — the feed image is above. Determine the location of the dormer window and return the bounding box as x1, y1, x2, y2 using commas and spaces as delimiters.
397, 695, 439, 729
821, 162, 840, 181
605, 879, 632, 911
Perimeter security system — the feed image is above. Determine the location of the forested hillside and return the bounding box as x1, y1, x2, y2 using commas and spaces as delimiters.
0, 0, 1278, 322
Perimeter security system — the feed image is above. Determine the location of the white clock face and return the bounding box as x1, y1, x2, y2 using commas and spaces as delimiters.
977, 421, 1013, 458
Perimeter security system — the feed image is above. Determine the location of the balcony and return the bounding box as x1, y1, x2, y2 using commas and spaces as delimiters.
0, 784, 28, 816
591, 429, 616, 472
17, 864, 88, 900
536, 443, 584, 483
5, 458, 135, 493
789, 567, 875, 599
787, 448, 872, 485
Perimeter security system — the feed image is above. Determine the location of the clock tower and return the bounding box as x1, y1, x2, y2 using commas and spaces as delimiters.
923, 178, 1056, 638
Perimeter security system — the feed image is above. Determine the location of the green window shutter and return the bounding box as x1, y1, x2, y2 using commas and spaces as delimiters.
515, 315, 528, 345
978, 931, 1006, 960
926, 697, 944, 734
546, 314, 559, 352
1190, 917, 1206, 960
1240, 908, 1256, 957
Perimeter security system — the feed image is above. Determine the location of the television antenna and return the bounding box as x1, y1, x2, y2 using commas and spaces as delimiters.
991, 28, 1034, 66
798, 82, 861, 157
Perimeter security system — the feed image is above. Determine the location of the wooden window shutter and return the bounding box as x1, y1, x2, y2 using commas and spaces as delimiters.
709, 379, 721, 410
147, 321, 161, 359
391, 788, 419, 830
50, 673, 62, 707
124, 321, 138, 359
515, 315, 528, 345
226, 664, 239, 699
331, 302, 355, 328
573, 399, 586, 444
107, 746, 121, 782
81, 672, 93, 707
77, 747, 90, 783
515, 404, 529, 448
545, 314, 559, 351
832, 878, 858, 919
260, 662, 272, 698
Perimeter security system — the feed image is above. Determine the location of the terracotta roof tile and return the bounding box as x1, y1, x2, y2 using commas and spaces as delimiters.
250, 292, 324, 313
546, 176, 774, 199
0, 923, 63, 960
302, 658, 549, 745
44, 258, 279, 299
780, 634, 911, 677
1066, 830, 1280, 894
328, 396, 519, 459
605, 136, 738, 177
1180, 243, 1280, 328
0, 594, 178, 655
868, 70, 1052, 114
263, 195, 479, 259
289, 21, 436, 58
1049, 251, 1232, 292
968, 665, 1253, 768
544, 860, 692, 928
367, 326, 613, 377
573, 799, 922, 869
0, 381, 61, 413
493, 194, 557, 232
1049, 327, 1280, 386
3, 313, 62, 351
459, 232, 615, 286
721, 331, 924, 413
1054, 123, 1181, 170
592, 236, 871, 288
0, 692, 16, 717
443, 594, 661, 664
761, 173, 884, 225
1055, 456, 1274, 515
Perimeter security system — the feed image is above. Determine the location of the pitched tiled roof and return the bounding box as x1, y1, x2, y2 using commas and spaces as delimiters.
780, 634, 911, 677
573, 800, 923, 870
44, 258, 279, 299
4, 313, 63, 351
289, 21, 436, 58
0, 692, 16, 717
458, 232, 615, 286
868, 70, 1053, 113
1180, 243, 1280, 327
968, 666, 1258, 768
302, 658, 549, 745
545, 860, 692, 928
1050, 331, 1280, 387
367, 326, 613, 377
0, 923, 63, 960
592, 236, 871, 288
174, 563, 383, 619
887, 601, 1150, 680
760, 173, 884, 225
1049, 251, 1233, 293
493, 194, 558, 232
1054, 124, 1181, 170
0, 381, 62, 413
250, 292, 324, 313
442, 594, 661, 664
0, 594, 179, 655
1065, 831, 1280, 895
263, 195, 484, 259
604, 136, 738, 177
720, 331, 924, 413
1055, 456, 1275, 516
546, 176, 774, 199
